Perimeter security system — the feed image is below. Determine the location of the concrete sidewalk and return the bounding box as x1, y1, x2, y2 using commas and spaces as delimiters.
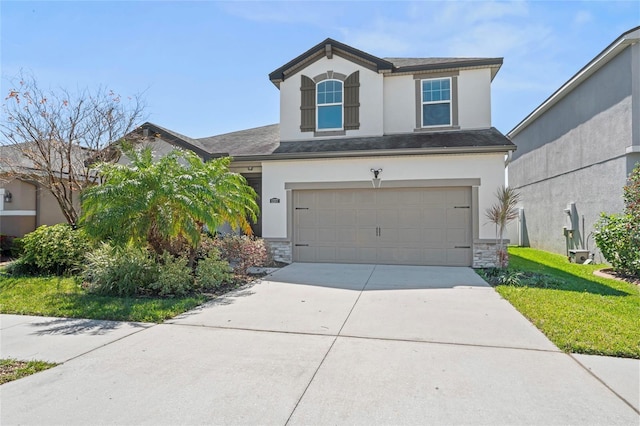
1, 263, 638, 425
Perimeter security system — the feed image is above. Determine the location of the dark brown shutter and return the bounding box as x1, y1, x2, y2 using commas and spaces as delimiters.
300, 75, 315, 132
344, 71, 360, 130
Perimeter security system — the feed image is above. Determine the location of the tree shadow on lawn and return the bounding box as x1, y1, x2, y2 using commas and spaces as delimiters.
508, 254, 635, 297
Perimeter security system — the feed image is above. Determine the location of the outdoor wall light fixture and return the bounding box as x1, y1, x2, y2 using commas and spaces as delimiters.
370, 168, 382, 188
3, 191, 12, 203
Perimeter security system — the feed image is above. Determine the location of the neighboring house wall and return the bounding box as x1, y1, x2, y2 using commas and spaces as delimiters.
508, 32, 639, 256
261, 152, 505, 240
0, 177, 80, 237
0, 178, 36, 237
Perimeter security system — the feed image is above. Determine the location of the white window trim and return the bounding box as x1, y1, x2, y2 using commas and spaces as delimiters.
421, 77, 452, 128
316, 79, 344, 131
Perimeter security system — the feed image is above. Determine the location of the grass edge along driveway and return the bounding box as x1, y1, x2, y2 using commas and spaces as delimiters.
0, 275, 207, 323
490, 247, 639, 359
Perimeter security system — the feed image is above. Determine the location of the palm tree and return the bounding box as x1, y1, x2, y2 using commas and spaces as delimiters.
80, 146, 258, 263
485, 185, 521, 268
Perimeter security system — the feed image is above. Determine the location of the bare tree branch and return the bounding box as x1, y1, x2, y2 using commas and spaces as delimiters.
0, 72, 146, 225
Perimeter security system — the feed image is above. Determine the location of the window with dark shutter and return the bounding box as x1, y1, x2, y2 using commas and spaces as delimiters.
300, 75, 315, 132
344, 71, 360, 130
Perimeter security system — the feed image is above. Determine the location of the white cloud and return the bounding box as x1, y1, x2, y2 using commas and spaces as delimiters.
573, 10, 593, 26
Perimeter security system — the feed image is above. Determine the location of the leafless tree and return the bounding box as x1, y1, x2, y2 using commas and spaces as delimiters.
0, 73, 145, 225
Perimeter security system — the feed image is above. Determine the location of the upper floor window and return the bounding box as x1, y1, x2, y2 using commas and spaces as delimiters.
317, 80, 343, 130
422, 78, 451, 127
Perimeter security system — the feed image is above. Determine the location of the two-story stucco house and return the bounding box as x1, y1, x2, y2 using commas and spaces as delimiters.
508, 26, 640, 257
130, 38, 515, 267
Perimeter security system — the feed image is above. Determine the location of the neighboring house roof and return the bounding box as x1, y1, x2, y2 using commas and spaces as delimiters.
0, 142, 93, 176
509, 26, 640, 138
136, 122, 212, 159
268, 37, 503, 86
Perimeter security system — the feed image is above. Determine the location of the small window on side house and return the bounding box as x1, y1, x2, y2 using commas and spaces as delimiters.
317, 80, 343, 130
422, 78, 451, 127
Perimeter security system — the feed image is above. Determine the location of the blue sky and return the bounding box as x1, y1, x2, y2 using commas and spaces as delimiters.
1, 1, 638, 138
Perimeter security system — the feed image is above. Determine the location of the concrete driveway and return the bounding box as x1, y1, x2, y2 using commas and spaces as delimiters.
2, 263, 638, 425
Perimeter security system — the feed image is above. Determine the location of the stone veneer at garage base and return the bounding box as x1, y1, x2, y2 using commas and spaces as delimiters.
267, 240, 501, 268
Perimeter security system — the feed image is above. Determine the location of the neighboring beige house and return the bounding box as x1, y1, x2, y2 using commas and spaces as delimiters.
0, 144, 83, 237
508, 26, 640, 257
135, 38, 515, 267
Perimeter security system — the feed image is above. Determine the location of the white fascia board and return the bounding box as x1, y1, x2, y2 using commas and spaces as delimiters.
0, 210, 37, 216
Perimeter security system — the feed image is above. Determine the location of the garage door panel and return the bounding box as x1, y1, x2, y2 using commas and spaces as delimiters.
423, 249, 446, 264
423, 229, 445, 246
446, 228, 469, 245
294, 187, 472, 266
357, 210, 377, 226
359, 247, 377, 263
316, 247, 338, 262
399, 209, 421, 227
317, 210, 336, 227
336, 229, 357, 244
297, 210, 317, 227
423, 208, 446, 227
357, 228, 377, 245
317, 229, 337, 243
355, 191, 376, 206
335, 210, 357, 226
298, 228, 317, 243
423, 189, 447, 204
398, 229, 422, 243
447, 248, 472, 266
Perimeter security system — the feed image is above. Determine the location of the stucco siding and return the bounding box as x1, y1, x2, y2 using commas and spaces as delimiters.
511, 47, 633, 161
383, 75, 415, 134
514, 157, 627, 256
457, 68, 492, 130
37, 189, 72, 227
508, 42, 637, 257
279, 56, 384, 141
261, 153, 505, 241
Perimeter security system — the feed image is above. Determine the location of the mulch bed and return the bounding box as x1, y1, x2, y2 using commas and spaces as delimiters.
594, 268, 640, 286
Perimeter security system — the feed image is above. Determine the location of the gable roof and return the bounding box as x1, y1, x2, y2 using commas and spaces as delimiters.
269, 38, 503, 86
509, 26, 640, 138
128, 122, 212, 159
269, 38, 394, 86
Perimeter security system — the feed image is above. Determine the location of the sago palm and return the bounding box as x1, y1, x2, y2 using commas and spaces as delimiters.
80, 146, 258, 258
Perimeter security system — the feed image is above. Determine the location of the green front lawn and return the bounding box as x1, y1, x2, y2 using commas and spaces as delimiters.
0, 275, 207, 323
0, 359, 58, 384
493, 247, 640, 358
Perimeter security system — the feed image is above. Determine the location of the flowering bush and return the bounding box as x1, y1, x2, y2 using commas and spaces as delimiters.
213, 234, 269, 275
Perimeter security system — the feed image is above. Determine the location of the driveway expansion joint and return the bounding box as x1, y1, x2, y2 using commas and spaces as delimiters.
568, 353, 640, 415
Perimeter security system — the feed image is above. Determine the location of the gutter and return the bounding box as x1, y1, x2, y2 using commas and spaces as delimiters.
214, 144, 516, 163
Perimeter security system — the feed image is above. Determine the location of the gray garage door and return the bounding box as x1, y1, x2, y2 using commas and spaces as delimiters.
293, 187, 472, 266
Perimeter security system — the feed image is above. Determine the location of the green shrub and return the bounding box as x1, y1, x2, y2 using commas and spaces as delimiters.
478, 268, 563, 289
150, 253, 194, 297
594, 213, 640, 277
595, 163, 640, 277
9, 237, 24, 258
195, 249, 233, 291
214, 235, 268, 275
3, 257, 40, 276
84, 244, 158, 296
20, 224, 90, 275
